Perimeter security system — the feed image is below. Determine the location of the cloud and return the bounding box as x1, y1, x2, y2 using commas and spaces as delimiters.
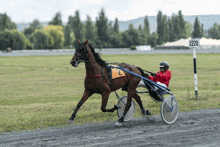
17, 1, 24, 4
8, 2, 15, 9
19, 10, 35, 14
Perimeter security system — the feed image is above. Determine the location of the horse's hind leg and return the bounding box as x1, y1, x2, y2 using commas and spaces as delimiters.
133, 93, 146, 115
133, 93, 151, 116
68, 90, 93, 124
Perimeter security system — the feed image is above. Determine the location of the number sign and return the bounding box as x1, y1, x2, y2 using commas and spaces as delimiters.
189, 39, 200, 47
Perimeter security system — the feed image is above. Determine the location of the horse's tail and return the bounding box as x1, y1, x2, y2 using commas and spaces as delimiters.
136, 66, 149, 87
136, 67, 148, 77
136, 67, 161, 101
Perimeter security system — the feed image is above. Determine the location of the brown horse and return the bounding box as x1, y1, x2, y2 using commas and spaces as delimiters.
69, 39, 149, 125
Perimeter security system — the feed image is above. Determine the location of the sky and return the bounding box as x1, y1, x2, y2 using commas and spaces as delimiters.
1, 0, 220, 23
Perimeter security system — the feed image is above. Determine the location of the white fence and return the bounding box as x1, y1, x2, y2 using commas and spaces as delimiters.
4, 48, 130, 54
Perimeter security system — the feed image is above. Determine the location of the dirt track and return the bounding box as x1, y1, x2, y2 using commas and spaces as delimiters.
0, 109, 220, 147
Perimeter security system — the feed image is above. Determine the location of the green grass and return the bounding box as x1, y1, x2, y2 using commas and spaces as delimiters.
0, 53, 220, 133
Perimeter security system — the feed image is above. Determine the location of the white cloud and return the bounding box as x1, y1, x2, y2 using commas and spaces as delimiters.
19, 10, 35, 14
2, 0, 220, 23
8, 2, 15, 9
17, 1, 24, 4
82, 0, 105, 5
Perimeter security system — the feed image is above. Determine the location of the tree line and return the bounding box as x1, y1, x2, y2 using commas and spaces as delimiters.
0, 9, 219, 50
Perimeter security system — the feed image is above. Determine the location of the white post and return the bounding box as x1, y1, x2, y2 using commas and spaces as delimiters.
193, 48, 198, 99
189, 39, 199, 100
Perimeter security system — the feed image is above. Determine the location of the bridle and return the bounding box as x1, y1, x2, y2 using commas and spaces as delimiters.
74, 43, 104, 77
74, 43, 88, 63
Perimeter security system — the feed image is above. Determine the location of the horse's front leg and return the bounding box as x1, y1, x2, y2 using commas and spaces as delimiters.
68, 90, 93, 124
101, 91, 120, 112
116, 88, 134, 126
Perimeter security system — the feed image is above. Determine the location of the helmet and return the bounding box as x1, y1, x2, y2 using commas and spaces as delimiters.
159, 61, 169, 69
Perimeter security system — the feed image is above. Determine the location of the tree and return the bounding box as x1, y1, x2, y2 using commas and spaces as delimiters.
44, 25, 64, 49
24, 19, 43, 36
143, 16, 150, 35
209, 23, 220, 39
85, 15, 97, 46
113, 18, 119, 34
2, 13, 7, 31
0, 13, 17, 31
185, 22, 193, 38
110, 32, 123, 48
0, 30, 29, 50
0, 30, 13, 50
192, 17, 203, 38
168, 18, 175, 42
162, 15, 168, 43
178, 10, 186, 38
201, 23, 204, 37
147, 32, 158, 48
138, 16, 150, 45
138, 24, 145, 45
11, 30, 29, 50
32, 29, 50, 49
122, 24, 140, 47
173, 14, 181, 40
157, 11, 168, 45
95, 8, 110, 47
63, 24, 72, 47
68, 11, 84, 46
157, 10, 163, 45
49, 11, 63, 26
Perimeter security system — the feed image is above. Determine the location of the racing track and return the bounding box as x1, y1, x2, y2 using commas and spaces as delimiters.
1, 49, 220, 146
1, 109, 220, 147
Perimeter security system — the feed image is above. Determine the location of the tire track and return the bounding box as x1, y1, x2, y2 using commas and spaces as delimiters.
0, 109, 220, 147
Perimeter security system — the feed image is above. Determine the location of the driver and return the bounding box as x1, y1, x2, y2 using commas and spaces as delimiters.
138, 61, 171, 88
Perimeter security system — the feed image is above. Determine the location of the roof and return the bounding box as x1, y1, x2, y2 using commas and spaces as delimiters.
163, 37, 220, 47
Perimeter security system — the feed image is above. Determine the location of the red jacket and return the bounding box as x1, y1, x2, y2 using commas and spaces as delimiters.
148, 70, 172, 87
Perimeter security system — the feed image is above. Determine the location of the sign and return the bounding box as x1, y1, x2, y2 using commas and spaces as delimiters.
190, 38, 200, 99
111, 65, 126, 79
189, 39, 200, 47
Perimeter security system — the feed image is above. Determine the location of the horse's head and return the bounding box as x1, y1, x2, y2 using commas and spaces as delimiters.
70, 39, 89, 67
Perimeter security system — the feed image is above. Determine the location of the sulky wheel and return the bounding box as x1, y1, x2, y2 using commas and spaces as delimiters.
160, 95, 179, 124
117, 96, 135, 121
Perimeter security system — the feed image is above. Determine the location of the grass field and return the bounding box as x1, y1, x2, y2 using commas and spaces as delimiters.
0, 53, 220, 133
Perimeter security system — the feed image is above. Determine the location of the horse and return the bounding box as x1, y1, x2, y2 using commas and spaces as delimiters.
69, 39, 150, 126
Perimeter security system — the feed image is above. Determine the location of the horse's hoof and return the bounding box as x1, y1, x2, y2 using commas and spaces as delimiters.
115, 121, 122, 126
115, 104, 121, 109
68, 120, 74, 125
146, 110, 151, 116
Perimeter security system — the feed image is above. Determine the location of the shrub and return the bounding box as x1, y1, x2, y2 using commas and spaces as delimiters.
130, 45, 137, 50
32, 29, 50, 49
0, 30, 29, 50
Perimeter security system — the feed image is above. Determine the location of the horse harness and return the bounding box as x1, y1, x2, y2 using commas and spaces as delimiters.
75, 43, 112, 85
75, 44, 138, 87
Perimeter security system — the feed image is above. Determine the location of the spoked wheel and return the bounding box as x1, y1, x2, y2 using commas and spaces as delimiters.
160, 95, 179, 124
117, 96, 135, 121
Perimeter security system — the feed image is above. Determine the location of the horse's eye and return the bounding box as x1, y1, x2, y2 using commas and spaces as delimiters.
78, 49, 84, 53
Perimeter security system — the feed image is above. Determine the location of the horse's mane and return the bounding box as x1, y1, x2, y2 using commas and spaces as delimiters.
88, 44, 107, 67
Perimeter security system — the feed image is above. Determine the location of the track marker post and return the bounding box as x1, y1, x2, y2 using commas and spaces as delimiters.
189, 38, 200, 100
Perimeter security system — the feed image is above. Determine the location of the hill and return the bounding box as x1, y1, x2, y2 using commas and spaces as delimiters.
17, 14, 220, 33
115, 14, 220, 33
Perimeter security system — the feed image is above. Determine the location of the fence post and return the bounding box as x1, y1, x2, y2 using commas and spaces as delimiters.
189, 39, 199, 100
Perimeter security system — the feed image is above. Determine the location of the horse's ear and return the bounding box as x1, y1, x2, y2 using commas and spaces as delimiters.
84, 39, 89, 45
77, 39, 81, 44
